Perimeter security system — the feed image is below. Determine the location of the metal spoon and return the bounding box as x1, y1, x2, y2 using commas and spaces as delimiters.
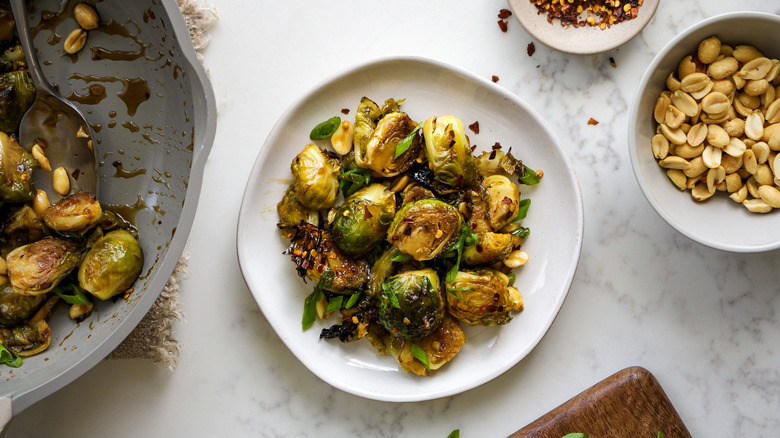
10, 0, 97, 201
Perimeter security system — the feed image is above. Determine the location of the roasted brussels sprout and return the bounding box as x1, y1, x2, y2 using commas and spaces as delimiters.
355, 112, 420, 177
0, 131, 37, 203
462, 231, 520, 266
0, 319, 50, 356
386, 199, 462, 261
422, 115, 477, 188
475, 149, 523, 177
352, 96, 401, 156
393, 315, 465, 375
41, 192, 102, 233
0, 71, 35, 134
287, 222, 369, 294
332, 183, 395, 256
78, 230, 143, 300
0, 282, 44, 326
377, 268, 444, 341
291, 144, 341, 210
2, 204, 47, 251
0, 45, 25, 73
445, 269, 516, 326
6, 237, 81, 295
482, 175, 521, 231
277, 185, 319, 235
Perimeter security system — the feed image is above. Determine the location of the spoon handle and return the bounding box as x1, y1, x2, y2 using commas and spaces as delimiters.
9, 0, 57, 95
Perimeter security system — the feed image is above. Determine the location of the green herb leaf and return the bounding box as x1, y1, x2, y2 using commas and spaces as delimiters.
301, 287, 322, 331
510, 226, 530, 239
410, 343, 430, 370
560, 434, 587, 438
446, 287, 468, 303
514, 198, 531, 222
390, 252, 412, 263
52, 284, 90, 305
338, 167, 372, 196
518, 165, 541, 185
393, 122, 422, 158
324, 295, 344, 314
345, 293, 361, 309
506, 271, 516, 287
0, 343, 22, 368
657, 432, 666, 438
447, 430, 460, 438
383, 283, 401, 309
446, 226, 478, 283
310, 116, 341, 140
320, 271, 335, 289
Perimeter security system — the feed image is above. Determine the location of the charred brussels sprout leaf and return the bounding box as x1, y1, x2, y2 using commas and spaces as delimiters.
422, 115, 477, 188
353, 97, 401, 157
41, 192, 102, 233
291, 144, 341, 210
0, 131, 37, 203
309, 116, 341, 140
0, 282, 45, 326
388, 315, 465, 376
0, 319, 50, 357
78, 230, 143, 300
0, 45, 25, 73
0, 70, 34, 134
354, 105, 420, 177
446, 269, 514, 326
377, 269, 444, 341
332, 183, 396, 256
482, 175, 521, 231
386, 199, 462, 261
287, 223, 369, 294
6, 237, 81, 295
2, 204, 48, 250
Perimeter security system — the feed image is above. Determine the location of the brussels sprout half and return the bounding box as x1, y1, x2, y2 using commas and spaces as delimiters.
445, 269, 514, 326
78, 230, 143, 300
6, 237, 81, 295
41, 192, 103, 233
377, 268, 444, 341
277, 185, 319, 236
0, 282, 45, 326
422, 115, 477, 188
0, 70, 34, 134
0, 131, 37, 203
482, 175, 521, 231
291, 144, 341, 210
386, 199, 462, 261
355, 111, 420, 177
332, 183, 395, 256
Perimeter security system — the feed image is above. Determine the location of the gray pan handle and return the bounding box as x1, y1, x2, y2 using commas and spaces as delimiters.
0, 396, 11, 436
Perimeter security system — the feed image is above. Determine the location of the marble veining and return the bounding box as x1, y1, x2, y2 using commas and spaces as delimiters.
6, 1, 780, 437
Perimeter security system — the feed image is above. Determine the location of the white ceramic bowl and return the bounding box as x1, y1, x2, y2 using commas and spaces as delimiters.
629, 12, 780, 253
237, 57, 583, 401
507, 0, 659, 55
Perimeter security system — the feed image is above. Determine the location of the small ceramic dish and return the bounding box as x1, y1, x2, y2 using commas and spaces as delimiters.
629, 12, 780, 252
237, 56, 583, 401
507, 0, 659, 55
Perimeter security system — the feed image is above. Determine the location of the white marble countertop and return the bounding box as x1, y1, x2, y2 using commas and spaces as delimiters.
8, 1, 780, 436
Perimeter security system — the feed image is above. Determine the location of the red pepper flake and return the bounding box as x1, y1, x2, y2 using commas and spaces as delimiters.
609, 57, 617, 68
341, 108, 350, 115
491, 75, 499, 83
527, 42, 536, 56
498, 20, 508, 32
588, 117, 599, 125
498, 8, 512, 19
492, 142, 502, 150
468, 121, 480, 134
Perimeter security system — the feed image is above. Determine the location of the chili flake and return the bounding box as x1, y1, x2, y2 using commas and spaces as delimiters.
491, 75, 499, 83
588, 117, 599, 125
531, 0, 643, 29
498, 19, 508, 32
468, 121, 480, 134
527, 42, 536, 56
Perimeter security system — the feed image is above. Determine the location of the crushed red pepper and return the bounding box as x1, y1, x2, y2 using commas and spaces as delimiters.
491, 75, 499, 83
588, 117, 599, 125
498, 19, 508, 32
527, 42, 536, 56
609, 57, 617, 68
341, 108, 350, 115
531, 0, 643, 29
468, 121, 480, 134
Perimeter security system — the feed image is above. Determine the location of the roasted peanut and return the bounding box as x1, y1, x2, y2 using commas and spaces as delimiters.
667, 169, 687, 190
33, 189, 50, 216
74, 3, 99, 30
698, 36, 721, 64
52, 167, 70, 195
330, 120, 354, 155
64, 28, 87, 54
758, 185, 780, 208
733, 45, 764, 63
651, 134, 669, 159
707, 57, 739, 80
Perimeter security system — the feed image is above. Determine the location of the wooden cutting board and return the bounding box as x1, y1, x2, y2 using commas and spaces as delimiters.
509, 367, 691, 438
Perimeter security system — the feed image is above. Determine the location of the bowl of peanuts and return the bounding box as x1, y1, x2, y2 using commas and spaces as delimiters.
629, 12, 780, 252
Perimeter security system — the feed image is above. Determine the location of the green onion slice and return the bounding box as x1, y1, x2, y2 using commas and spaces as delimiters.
310, 116, 341, 140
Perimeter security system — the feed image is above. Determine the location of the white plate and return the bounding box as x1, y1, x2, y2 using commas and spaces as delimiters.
236, 57, 583, 402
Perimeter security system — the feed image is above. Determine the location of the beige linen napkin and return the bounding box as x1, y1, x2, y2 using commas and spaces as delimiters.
105, 0, 217, 369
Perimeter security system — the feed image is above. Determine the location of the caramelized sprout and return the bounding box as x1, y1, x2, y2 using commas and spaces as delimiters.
377, 268, 444, 341
277, 185, 319, 235
41, 192, 102, 233
445, 269, 515, 326
332, 183, 395, 256
0, 132, 37, 203
386, 199, 462, 261
78, 230, 143, 300
291, 144, 341, 210
482, 175, 521, 231
422, 115, 477, 187
6, 237, 81, 295
0, 282, 44, 326
0, 71, 34, 134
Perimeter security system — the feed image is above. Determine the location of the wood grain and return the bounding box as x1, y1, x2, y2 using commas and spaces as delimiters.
509, 367, 691, 438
